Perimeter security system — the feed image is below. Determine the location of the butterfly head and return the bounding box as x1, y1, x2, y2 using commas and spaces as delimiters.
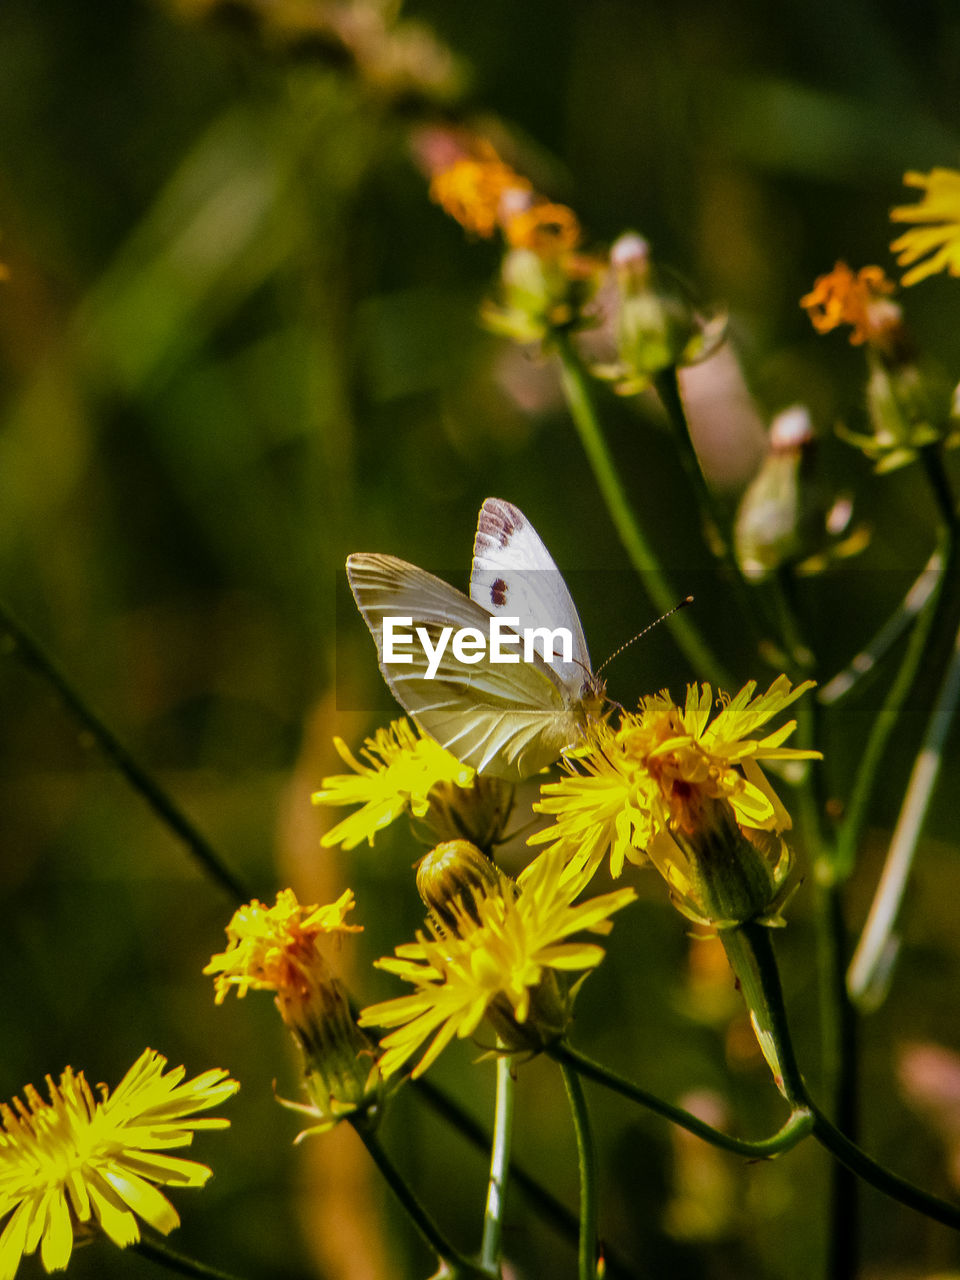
579, 671, 608, 722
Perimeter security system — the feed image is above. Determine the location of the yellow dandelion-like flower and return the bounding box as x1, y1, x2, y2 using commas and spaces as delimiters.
504, 202, 582, 257
800, 262, 897, 346
891, 168, 960, 286
313, 719, 475, 850
205, 889, 381, 1133
428, 146, 531, 238
0, 1050, 236, 1279
359, 849, 636, 1079
204, 887, 361, 1006
532, 676, 819, 888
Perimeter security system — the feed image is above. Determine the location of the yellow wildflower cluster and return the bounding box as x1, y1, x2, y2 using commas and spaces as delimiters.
531, 677, 818, 926
0, 1051, 236, 1278
360, 848, 636, 1079
206, 889, 382, 1133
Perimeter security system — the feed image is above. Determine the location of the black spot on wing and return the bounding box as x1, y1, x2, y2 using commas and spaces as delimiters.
490, 577, 508, 606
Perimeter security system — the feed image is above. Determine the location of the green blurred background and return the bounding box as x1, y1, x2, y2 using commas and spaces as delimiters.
2, 1, 960, 1276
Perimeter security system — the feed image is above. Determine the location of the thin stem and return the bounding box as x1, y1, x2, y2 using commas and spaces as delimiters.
351, 1120, 490, 1279
559, 1056, 598, 1280
0, 597, 250, 904
818, 551, 941, 706
815, 881, 860, 1280
550, 1042, 814, 1158
811, 1103, 960, 1231
134, 1236, 249, 1280
553, 332, 734, 688
834, 447, 958, 883
832, 532, 949, 882
921, 444, 958, 529
721, 923, 807, 1105
653, 367, 772, 654
771, 571, 860, 1278
728, 923, 960, 1230
412, 1077, 637, 1280
480, 1052, 515, 1275
847, 619, 960, 1005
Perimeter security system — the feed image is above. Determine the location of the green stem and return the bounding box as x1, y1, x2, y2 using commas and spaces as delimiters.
815, 881, 860, 1280
921, 444, 958, 529
771, 572, 860, 1277
832, 530, 950, 882
847, 618, 960, 1005
834, 447, 958, 883
553, 332, 734, 688
480, 1052, 515, 1275
412, 1077, 636, 1280
550, 1042, 813, 1158
720, 922, 807, 1104
134, 1237, 249, 1280
811, 1103, 960, 1231
727, 922, 960, 1230
653, 367, 773, 655
351, 1120, 490, 1278
0, 597, 250, 904
818, 551, 940, 706
559, 1056, 598, 1280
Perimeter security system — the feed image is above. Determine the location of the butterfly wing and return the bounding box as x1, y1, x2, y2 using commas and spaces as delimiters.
346, 553, 584, 779
471, 497, 592, 690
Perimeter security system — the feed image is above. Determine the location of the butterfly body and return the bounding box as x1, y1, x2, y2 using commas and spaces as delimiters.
347, 499, 604, 780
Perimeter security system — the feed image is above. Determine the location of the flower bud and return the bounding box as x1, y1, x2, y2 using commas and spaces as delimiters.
735, 406, 869, 578
647, 797, 794, 932
416, 839, 514, 930
412, 774, 514, 856
593, 233, 724, 394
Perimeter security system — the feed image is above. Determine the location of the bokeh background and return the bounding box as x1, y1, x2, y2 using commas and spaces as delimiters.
3, 1, 960, 1277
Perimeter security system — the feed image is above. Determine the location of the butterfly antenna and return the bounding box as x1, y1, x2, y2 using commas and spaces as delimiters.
596, 596, 695, 675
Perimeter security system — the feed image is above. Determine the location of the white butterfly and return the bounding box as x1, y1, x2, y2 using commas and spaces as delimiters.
346, 498, 606, 780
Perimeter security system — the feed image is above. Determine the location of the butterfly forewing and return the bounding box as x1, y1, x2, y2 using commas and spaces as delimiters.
471, 497, 591, 689
346, 553, 582, 779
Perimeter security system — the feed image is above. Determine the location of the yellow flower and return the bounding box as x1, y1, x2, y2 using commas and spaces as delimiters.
891, 168, 960, 286
313, 719, 476, 850
532, 677, 819, 895
800, 262, 899, 347
0, 1050, 236, 1278
428, 146, 531, 238
204, 887, 362, 1007
205, 889, 381, 1133
359, 850, 636, 1079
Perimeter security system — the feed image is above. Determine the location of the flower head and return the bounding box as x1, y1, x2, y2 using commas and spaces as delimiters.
205, 888, 362, 1008
0, 1050, 236, 1278
891, 168, 960, 286
532, 677, 819, 927
800, 260, 957, 473
591, 233, 726, 394
504, 201, 582, 257
359, 847, 636, 1078
428, 143, 531, 239
205, 890, 381, 1133
800, 262, 900, 349
734, 406, 869, 579
313, 719, 482, 851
